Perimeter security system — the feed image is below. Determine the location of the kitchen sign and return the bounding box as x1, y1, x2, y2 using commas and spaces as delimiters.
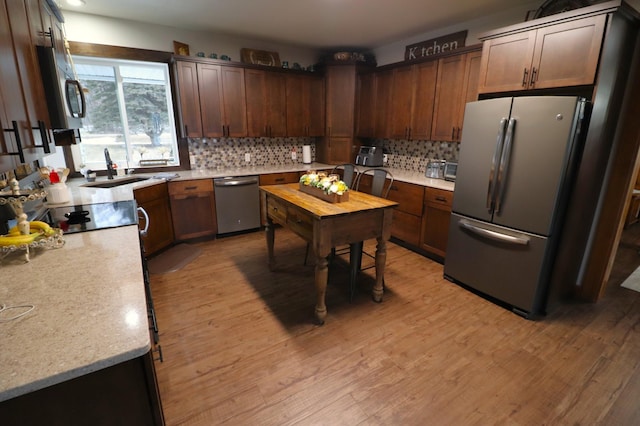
404, 30, 467, 62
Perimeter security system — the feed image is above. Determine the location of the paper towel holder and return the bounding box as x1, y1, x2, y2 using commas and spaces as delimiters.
302, 145, 312, 164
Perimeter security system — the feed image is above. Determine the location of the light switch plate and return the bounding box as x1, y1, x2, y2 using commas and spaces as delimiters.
244, 153, 251, 162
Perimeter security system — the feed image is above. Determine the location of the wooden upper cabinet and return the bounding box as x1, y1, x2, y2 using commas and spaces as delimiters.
325, 65, 356, 138
389, 61, 437, 140
373, 69, 393, 138
356, 72, 375, 138
245, 69, 286, 137
478, 15, 606, 94
432, 54, 468, 142
176, 61, 203, 137
175, 61, 247, 138
220, 66, 247, 137
285, 73, 325, 137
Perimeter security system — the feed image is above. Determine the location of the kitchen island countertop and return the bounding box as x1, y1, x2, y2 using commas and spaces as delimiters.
0, 225, 149, 403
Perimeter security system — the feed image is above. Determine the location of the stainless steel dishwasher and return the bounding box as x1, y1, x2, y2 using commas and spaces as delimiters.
214, 175, 261, 234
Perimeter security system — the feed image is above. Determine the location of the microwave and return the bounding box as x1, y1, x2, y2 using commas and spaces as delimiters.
36, 46, 85, 129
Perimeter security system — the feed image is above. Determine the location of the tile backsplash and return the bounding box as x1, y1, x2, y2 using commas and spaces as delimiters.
188, 137, 316, 169
187, 137, 459, 173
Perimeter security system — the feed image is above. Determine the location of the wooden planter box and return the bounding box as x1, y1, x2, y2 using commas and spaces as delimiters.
299, 183, 349, 203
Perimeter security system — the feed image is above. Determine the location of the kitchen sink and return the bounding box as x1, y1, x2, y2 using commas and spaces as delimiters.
82, 176, 150, 188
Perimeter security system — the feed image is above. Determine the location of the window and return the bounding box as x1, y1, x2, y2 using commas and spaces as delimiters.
71, 56, 179, 170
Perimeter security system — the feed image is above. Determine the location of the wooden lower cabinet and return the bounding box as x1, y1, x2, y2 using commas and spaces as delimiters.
135, 183, 174, 256
169, 179, 217, 240
420, 187, 453, 258
387, 180, 425, 247
0, 351, 164, 425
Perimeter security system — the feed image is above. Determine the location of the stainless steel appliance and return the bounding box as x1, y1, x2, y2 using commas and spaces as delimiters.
426, 159, 445, 178
214, 176, 261, 234
444, 96, 589, 318
444, 161, 457, 181
36, 46, 86, 129
355, 146, 384, 167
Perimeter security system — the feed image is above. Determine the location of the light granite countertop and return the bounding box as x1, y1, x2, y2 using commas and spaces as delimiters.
52, 162, 454, 208
0, 225, 149, 403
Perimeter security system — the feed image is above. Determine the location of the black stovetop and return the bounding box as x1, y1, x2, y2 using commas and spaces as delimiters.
45, 200, 138, 234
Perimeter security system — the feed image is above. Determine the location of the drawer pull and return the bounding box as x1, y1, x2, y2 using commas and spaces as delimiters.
153, 345, 164, 363
275, 178, 285, 182
185, 186, 198, 190
435, 196, 447, 202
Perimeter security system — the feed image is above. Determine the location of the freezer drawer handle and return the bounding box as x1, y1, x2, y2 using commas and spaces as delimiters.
487, 118, 508, 213
459, 220, 529, 245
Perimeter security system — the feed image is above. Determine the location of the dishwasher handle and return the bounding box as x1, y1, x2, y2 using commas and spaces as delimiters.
214, 176, 259, 187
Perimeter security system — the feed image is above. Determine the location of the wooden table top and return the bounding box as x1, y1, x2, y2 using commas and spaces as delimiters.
260, 183, 398, 219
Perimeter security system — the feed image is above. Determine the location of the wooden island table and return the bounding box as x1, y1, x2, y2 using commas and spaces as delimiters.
260, 183, 398, 324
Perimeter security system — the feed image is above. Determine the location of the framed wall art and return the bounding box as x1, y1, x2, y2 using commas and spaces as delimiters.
173, 41, 190, 56
240, 48, 281, 67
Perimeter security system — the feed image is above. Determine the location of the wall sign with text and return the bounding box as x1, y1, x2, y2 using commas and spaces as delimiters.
404, 30, 467, 62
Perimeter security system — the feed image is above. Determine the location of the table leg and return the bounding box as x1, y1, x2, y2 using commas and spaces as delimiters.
265, 220, 275, 271
373, 237, 387, 303
314, 254, 328, 325
349, 242, 363, 302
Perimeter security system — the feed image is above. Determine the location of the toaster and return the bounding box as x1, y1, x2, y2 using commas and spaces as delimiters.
355, 146, 384, 167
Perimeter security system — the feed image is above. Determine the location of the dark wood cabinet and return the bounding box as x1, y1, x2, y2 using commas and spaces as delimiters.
318, 64, 361, 164
420, 187, 453, 258
0, 0, 55, 172
8, 0, 56, 161
175, 60, 247, 138
356, 72, 375, 138
0, 351, 164, 426
389, 61, 438, 140
135, 183, 174, 256
245, 69, 287, 137
477, 14, 606, 94
169, 179, 217, 240
283, 73, 325, 137
387, 180, 425, 247
431, 50, 481, 142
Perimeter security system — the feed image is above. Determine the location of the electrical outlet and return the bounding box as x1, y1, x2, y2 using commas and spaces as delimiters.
291, 150, 297, 160
244, 153, 251, 162
383, 154, 388, 164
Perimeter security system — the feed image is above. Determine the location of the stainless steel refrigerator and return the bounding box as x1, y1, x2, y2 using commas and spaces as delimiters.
443, 96, 589, 318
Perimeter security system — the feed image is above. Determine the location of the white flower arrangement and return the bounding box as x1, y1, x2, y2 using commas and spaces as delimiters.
299, 171, 349, 195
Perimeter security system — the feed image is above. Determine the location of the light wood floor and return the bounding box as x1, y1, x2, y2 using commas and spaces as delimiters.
150, 225, 640, 425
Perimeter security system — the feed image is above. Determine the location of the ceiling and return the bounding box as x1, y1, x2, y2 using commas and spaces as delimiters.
59, 0, 542, 50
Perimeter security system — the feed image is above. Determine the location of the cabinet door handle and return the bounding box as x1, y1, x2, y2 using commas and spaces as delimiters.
184, 124, 188, 136
530, 67, 538, 87
407, 127, 412, 141
522, 68, 529, 87
32, 120, 51, 153
3, 120, 25, 163
451, 127, 456, 140
153, 345, 164, 363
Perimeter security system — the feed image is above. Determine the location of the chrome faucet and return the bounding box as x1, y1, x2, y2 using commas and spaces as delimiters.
104, 148, 115, 180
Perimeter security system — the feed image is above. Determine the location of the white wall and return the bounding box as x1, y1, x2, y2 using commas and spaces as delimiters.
64, 2, 540, 68
373, 0, 540, 65
62, 11, 321, 69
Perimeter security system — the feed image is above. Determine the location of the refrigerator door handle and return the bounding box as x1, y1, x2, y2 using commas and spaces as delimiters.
486, 118, 508, 213
459, 219, 530, 245
494, 118, 516, 214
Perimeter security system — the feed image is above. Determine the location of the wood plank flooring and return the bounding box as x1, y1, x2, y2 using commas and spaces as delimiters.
150, 225, 640, 425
